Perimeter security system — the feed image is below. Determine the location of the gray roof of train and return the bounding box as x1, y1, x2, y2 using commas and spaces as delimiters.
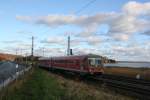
39, 54, 102, 60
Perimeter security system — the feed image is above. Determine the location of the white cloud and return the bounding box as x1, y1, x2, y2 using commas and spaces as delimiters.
16, 43, 31, 50
16, 13, 113, 27
85, 35, 101, 45
16, 15, 33, 22
41, 35, 102, 47
15, 1, 150, 61
41, 36, 65, 44
35, 14, 76, 27
0, 49, 6, 53
2, 40, 23, 44
16, 13, 115, 41
16, 13, 100, 27
40, 36, 84, 47
73, 47, 101, 55
108, 1, 150, 41
109, 15, 137, 34
16, 4, 150, 41
142, 30, 150, 36
2, 43, 32, 56
123, 1, 150, 16
17, 30, 34, 34
35, 47, 65, 57
111, 33, 129, 41
110, 44, 150, 61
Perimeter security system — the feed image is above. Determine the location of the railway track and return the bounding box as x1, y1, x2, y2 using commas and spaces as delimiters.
40, 67, 150, 99
88, 74, 150, 99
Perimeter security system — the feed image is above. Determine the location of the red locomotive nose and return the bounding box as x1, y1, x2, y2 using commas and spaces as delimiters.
89, 66, 104, 75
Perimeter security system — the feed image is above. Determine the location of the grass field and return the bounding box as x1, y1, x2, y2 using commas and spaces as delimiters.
104, 67, 150, 80
0, 67, 134, 100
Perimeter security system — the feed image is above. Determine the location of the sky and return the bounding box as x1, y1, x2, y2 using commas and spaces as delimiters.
0, 0, 150, 61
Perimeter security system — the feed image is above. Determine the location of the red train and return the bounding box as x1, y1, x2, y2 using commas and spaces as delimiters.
38, 54, 104, 75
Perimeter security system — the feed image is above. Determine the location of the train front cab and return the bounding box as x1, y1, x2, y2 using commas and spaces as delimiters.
87, 57, 104, 75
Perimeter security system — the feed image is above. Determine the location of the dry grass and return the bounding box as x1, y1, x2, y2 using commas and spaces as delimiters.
0, 68, 135, 100
48, 71, 134, 100
104, 67, 150, 80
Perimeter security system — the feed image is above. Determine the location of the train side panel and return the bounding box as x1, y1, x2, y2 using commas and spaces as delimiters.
39, 54, 104, 75
51, 58, 88, 73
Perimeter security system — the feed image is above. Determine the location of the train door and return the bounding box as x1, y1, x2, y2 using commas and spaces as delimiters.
80, 62, 84, 71
49, 58, 52, 68
80, 59, 86, 72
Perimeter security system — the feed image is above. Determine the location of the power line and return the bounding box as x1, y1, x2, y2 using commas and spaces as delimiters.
75, 0, 96, 14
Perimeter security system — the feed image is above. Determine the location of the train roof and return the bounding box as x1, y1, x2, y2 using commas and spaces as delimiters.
39, 54, 102, 60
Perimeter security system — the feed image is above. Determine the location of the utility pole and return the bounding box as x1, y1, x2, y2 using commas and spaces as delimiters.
42, 47, 45, 57
67, 36, 70, 56
31, 36, 34, 57
31, 36, 34, 66
25, 53, 28, 66
15, 48, 18, 55
15, 48, 18, 63
20, 48, 22, 56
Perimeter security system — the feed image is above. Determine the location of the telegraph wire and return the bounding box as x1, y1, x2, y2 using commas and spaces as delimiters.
75, 0, 97, 14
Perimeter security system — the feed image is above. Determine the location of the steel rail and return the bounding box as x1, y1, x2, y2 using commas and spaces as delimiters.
88, 74, 150, 99
101, 74, 150, 86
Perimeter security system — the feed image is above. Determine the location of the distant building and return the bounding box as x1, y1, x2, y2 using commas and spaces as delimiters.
101, 56, 116, 64
87, 54, 116, 64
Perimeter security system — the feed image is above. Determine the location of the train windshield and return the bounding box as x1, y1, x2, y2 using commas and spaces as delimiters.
88, 58, 101, 67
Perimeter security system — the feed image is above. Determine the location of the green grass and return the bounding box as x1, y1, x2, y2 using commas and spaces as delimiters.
0, 68, 65, 100
0, 68, 134, 100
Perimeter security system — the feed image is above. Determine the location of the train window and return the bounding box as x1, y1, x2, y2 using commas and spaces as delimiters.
95, 59, 101, 65
88, 59, 95, 66
89, 58, 101, 67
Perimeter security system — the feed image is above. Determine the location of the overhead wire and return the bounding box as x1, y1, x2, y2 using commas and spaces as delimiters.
75, 0, 97, 14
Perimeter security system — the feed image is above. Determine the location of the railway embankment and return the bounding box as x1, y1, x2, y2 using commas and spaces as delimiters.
0, 67, 134, 100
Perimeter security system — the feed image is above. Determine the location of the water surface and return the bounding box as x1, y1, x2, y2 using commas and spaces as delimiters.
104, 62, 150, 68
